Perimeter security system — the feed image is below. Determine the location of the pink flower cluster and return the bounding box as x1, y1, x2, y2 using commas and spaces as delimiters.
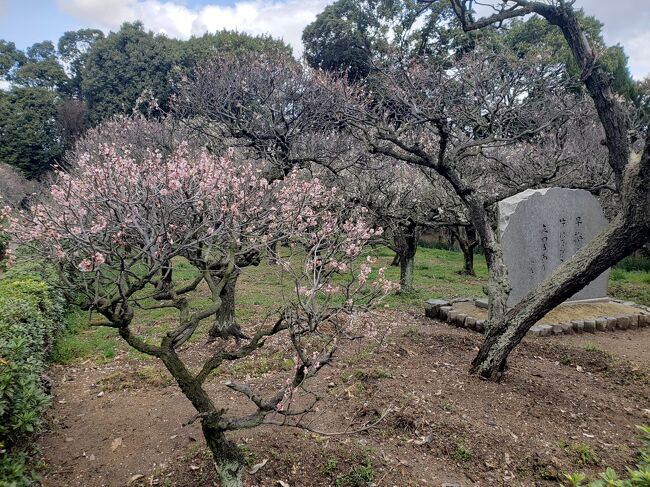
0, 205, 11, 221
13, 144, 281, 272
11, 142, 398, 337
78, 252, 106, 272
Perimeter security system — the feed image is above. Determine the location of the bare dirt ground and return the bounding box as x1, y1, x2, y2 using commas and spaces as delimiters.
35, 311, 650, 487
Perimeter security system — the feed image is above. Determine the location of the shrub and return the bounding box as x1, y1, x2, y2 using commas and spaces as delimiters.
0, 451, 39, 487
614, 255, 650, 273
0, 262, 65, 484
609, 268, 626, 282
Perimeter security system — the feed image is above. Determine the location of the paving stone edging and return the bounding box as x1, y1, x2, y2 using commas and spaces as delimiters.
424, 299, 650, 337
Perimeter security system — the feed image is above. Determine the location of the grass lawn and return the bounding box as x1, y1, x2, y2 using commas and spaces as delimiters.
50, 246, 649, 364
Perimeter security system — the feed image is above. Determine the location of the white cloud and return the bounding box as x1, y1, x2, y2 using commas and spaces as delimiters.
57, 0, 138, 29
624, 31, 650, 81
53, 0, 650, 78
575, 0, 650, 80
57, 0, 331, 56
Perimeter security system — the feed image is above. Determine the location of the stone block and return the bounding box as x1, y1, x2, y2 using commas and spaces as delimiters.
595, 318, 607, 332
560, 323, 575, 335
474, 298, 488, 309
640, 314, 650, 327
439, 306, 452, 321
583, 320, 596, 333
616, 316, 630, 330
424, 303, 437, 319
527, 325, 542, 337
538, 324, 553, 337
552, 324, 564, 335
475, 320, 485, 333
605, 317, 617, 331
571, 320, 584, 333
628, 315, 639, 330
455, 313, 468, 327
425, 299, 450, 319
448, 311, 459, 325
465, 317, 477, 330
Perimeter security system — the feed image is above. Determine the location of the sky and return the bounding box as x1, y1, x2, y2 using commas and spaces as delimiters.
0, 0, 648, 79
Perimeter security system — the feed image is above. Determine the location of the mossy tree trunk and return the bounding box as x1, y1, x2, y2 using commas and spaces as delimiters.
451, 226, 478, 276
208, 250, 260, 343
203, 423, 246, 487
159, 347, 246, 486
392, 222, 421, 294
398, 242, 416, 293
267, 239, 279, 265
208, 273, 248, 343
464, 197, 510, 323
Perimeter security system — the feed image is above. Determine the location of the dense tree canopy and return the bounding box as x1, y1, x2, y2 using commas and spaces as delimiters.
80, 22, 179, 123
504, 14, 636, 100
303, 0, 638, 107
0, 25, 291, 177
302, 0, 466, 80
0, 87, 63, 177
57, 28, 105, 98
302, 0, 384, 81
82, 23, 293, 123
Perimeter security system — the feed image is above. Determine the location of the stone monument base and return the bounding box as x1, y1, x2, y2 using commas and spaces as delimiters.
425, 298, 650, 336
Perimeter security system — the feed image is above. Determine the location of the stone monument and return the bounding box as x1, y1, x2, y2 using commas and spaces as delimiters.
499, 188, 610, 307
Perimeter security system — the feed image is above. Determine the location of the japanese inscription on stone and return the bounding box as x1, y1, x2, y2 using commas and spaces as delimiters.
499, 188, 610, 307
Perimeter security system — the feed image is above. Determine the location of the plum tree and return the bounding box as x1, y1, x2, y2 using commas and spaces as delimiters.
11, 141, 396, 486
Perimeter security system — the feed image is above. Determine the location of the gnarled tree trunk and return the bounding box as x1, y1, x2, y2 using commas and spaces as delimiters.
203, 423, 246, 487
267, 239, 279, 265
451, 226, 478, 276
392, 223, 422, 293
398, 243, 416, 293
462, 246, 475, 276
464, 198, 510, 323
208, 273, 248, 343
160, 349, 246, 486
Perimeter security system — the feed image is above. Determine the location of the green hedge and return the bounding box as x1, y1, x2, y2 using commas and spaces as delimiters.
0, 262, 65, 486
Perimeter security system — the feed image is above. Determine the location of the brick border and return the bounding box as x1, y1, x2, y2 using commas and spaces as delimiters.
424, 299, 650, 336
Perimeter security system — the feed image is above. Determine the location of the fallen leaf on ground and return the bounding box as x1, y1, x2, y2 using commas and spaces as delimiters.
111, 437, 123, 451
414, 434, 433, 446
249, 459, 268, 474
128, 474, 144, 484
